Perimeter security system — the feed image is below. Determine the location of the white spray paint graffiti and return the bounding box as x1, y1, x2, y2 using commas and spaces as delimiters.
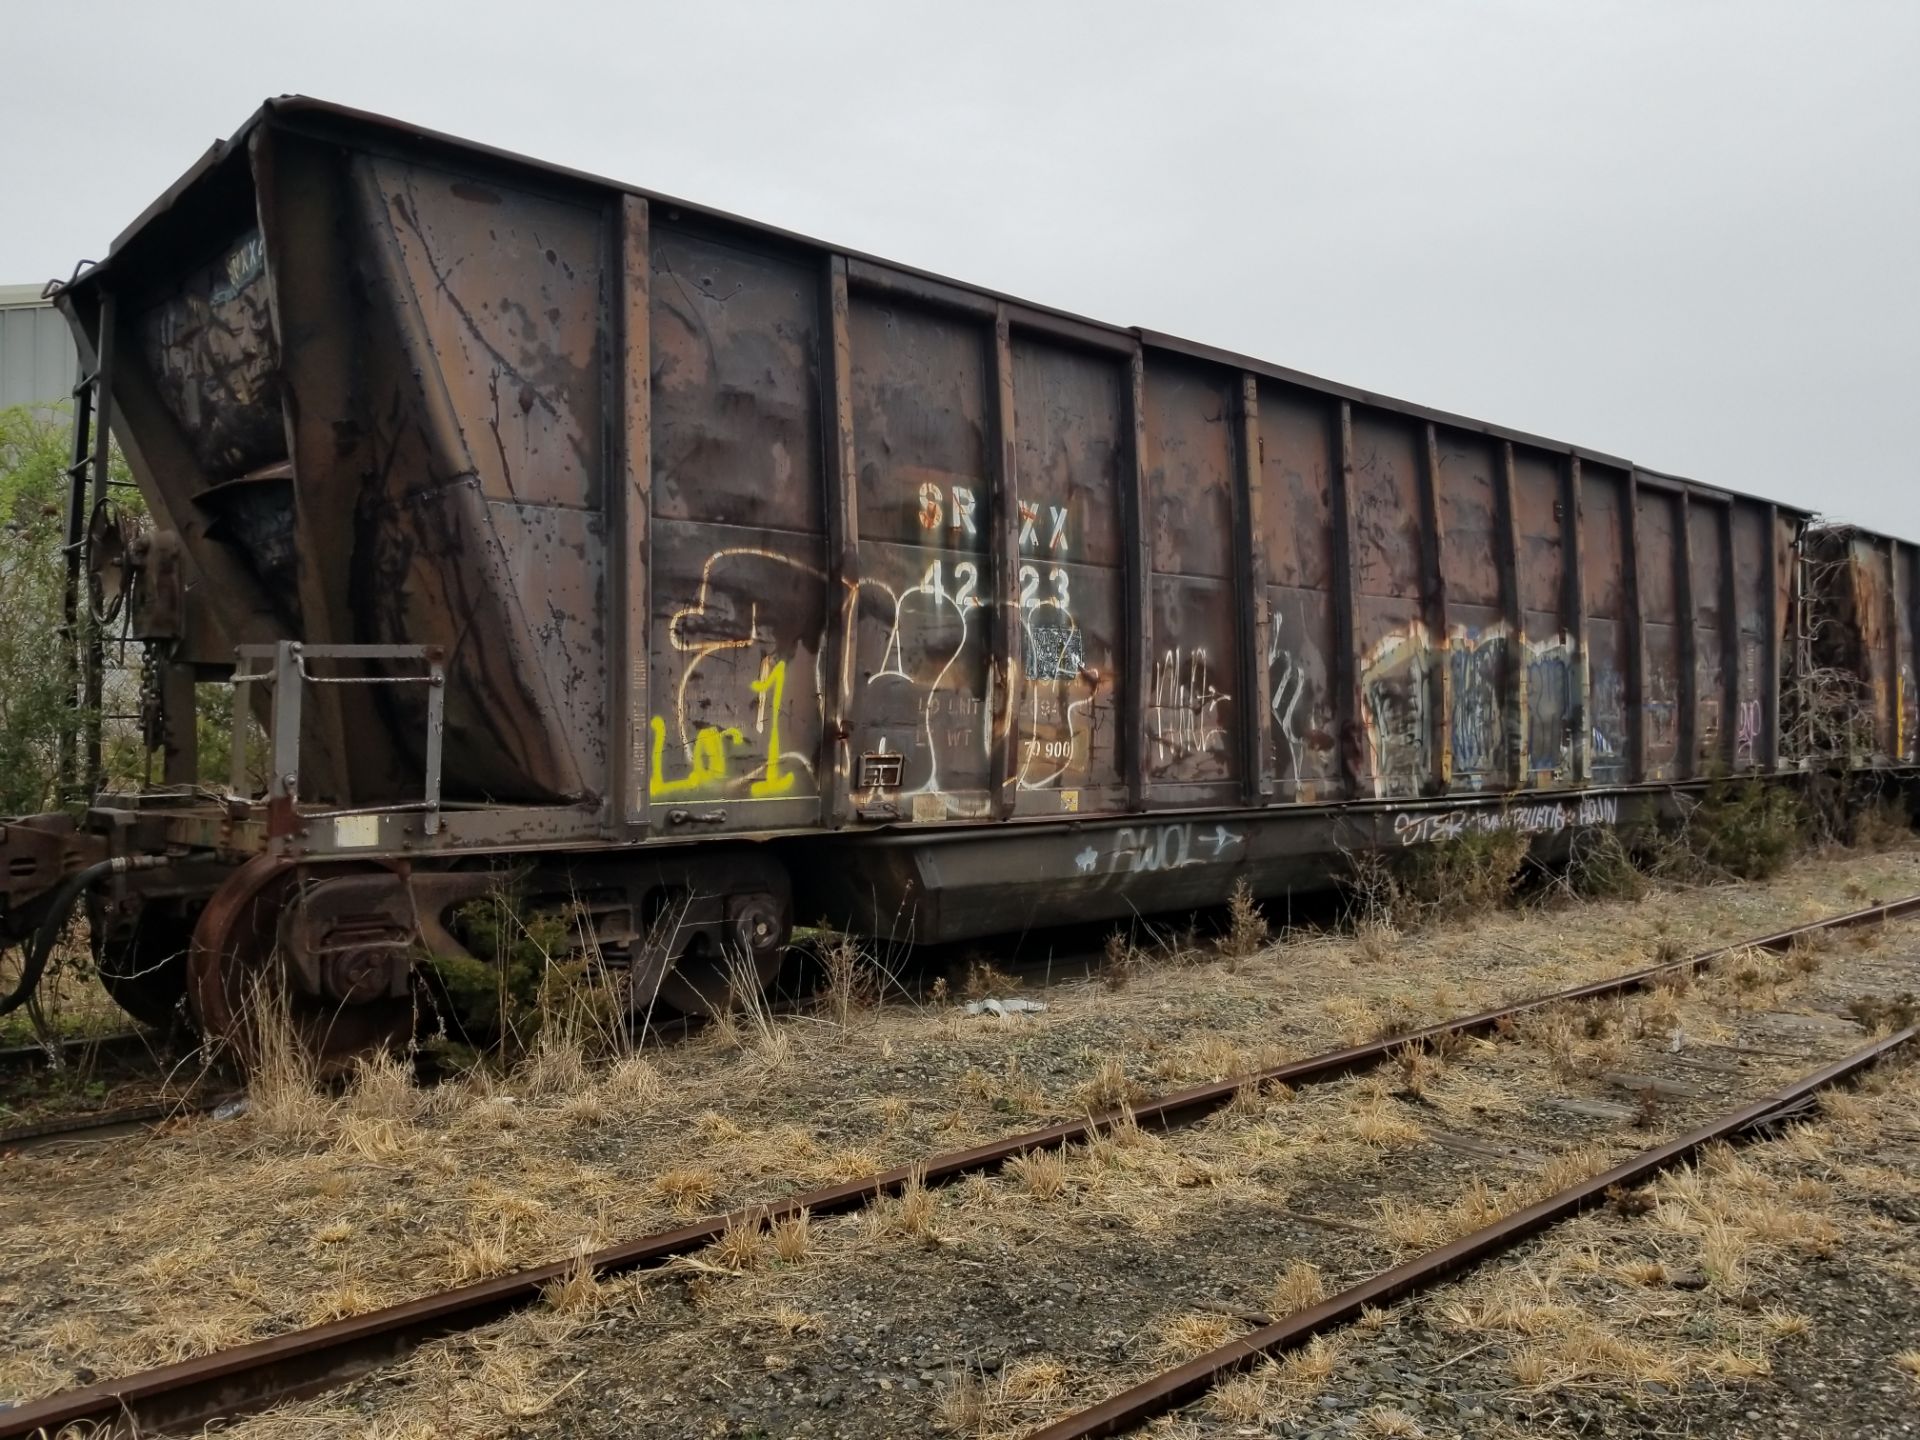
855, 557, 982, 798
1525, 633, 1575, 775
1016, 598, 1096, 790
1448, 624, 1506, 785
1391, 795, 1620, 847
1267, 614, 1307, 781
655, 546, 828, 800
1734, 698, 1763, 767
1075, 821, 1244, 877
1358, 626, 1431, 796
1147, 647, 1231, 765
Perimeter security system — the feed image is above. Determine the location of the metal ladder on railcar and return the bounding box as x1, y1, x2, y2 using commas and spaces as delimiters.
53, 285, 139, 804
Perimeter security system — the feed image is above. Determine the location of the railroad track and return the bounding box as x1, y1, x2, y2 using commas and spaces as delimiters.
0, 1028, 157, 1077
0, 931, 1098, 1153
1, 893, 1912, 1440
1025, 1028, 1913, 1437
0, 1093, 236, 1154
0, 1029, 224, 1153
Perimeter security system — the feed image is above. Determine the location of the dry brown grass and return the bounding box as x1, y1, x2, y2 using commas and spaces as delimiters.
243, 980, 333, 1140
539, 1254, 604, 1314
1363, 1407, 1426, 1437
1202, 1332, 1350, 1422
1008, 1146, 1069, 1202
1272, 1259, 1325, 1314
709, 1215, 767, 1273
1348, 1105, 1424, 1149
603, 1053, 665, 1104
863, 1164, 941, 1242
815, 932, 877, 1029
770, 1208, 812, 1264
1076, 1056, 1142, 1112
303, 1277, 380, 1325
445, 1221, 514, 1283
961, 956, 1020, 999
652, 1167, 718, 1216
1208, 1370, 1272, 1424
1353, 917, 1401, 967
1614, 1258, 1668, 1286
935, 1369, 988, 1432
1157, 1310, 1244, 1359
519, 1029, 591, 1098
4, 843, 1917, 1414
1100, 928, 1148, 990
999, 1355, 1068, 1402
1509, 1346, 1555, 1388
1761, 1306, 1812, 1339
767, 1303, 821, 1336
1373, 1196, 1445, 1253
1155, 1033, 1251, 1086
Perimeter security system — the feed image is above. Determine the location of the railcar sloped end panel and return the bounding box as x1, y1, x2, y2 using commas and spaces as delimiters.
1257, 385, 1343, 804
352, 152, 612, 801
111, 133, 612, 807
646, 223, 828, 832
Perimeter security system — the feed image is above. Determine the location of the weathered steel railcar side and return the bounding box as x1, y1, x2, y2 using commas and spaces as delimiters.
18, 96, 1916, 1045
1803, 526, 1920, 768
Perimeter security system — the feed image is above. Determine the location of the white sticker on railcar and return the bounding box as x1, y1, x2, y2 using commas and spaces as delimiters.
334, 814, 382, 848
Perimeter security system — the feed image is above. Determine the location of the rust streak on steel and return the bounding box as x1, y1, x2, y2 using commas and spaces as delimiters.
4, 895, 1916, 1440
1025, 1025, 1918, 1439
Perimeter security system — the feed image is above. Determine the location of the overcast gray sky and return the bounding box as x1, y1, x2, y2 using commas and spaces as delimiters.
5, 1, 1915, 537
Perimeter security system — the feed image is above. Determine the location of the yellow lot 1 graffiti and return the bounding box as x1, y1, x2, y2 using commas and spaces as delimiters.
749, 661, 795, 796
648, 660, 797, 799
649, 717, 741, 797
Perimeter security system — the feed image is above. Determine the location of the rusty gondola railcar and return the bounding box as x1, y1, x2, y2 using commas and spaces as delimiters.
2, 98, 1915, 1062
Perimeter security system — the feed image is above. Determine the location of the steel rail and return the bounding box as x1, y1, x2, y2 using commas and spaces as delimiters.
0, 1030, 149, 1074
2, 893, 1915, 1439
0, 1094, 233, 1154
1024, 1024, 1918, 1439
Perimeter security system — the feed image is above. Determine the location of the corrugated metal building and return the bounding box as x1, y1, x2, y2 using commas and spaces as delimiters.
0, 283, 77, 411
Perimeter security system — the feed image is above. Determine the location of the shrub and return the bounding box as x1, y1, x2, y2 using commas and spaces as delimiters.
1564, 827, 1648, 901
1686, 777, 1805, 881
426, 889, 622, 1060
1401, 824, 1530, 917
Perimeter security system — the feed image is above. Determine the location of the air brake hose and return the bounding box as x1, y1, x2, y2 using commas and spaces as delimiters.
0, 854, 173, 1019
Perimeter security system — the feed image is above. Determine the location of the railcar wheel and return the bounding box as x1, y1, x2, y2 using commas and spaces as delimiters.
648, 931, 786, 1019
620, 858, 791, 1021
188, 856, 416, 1074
